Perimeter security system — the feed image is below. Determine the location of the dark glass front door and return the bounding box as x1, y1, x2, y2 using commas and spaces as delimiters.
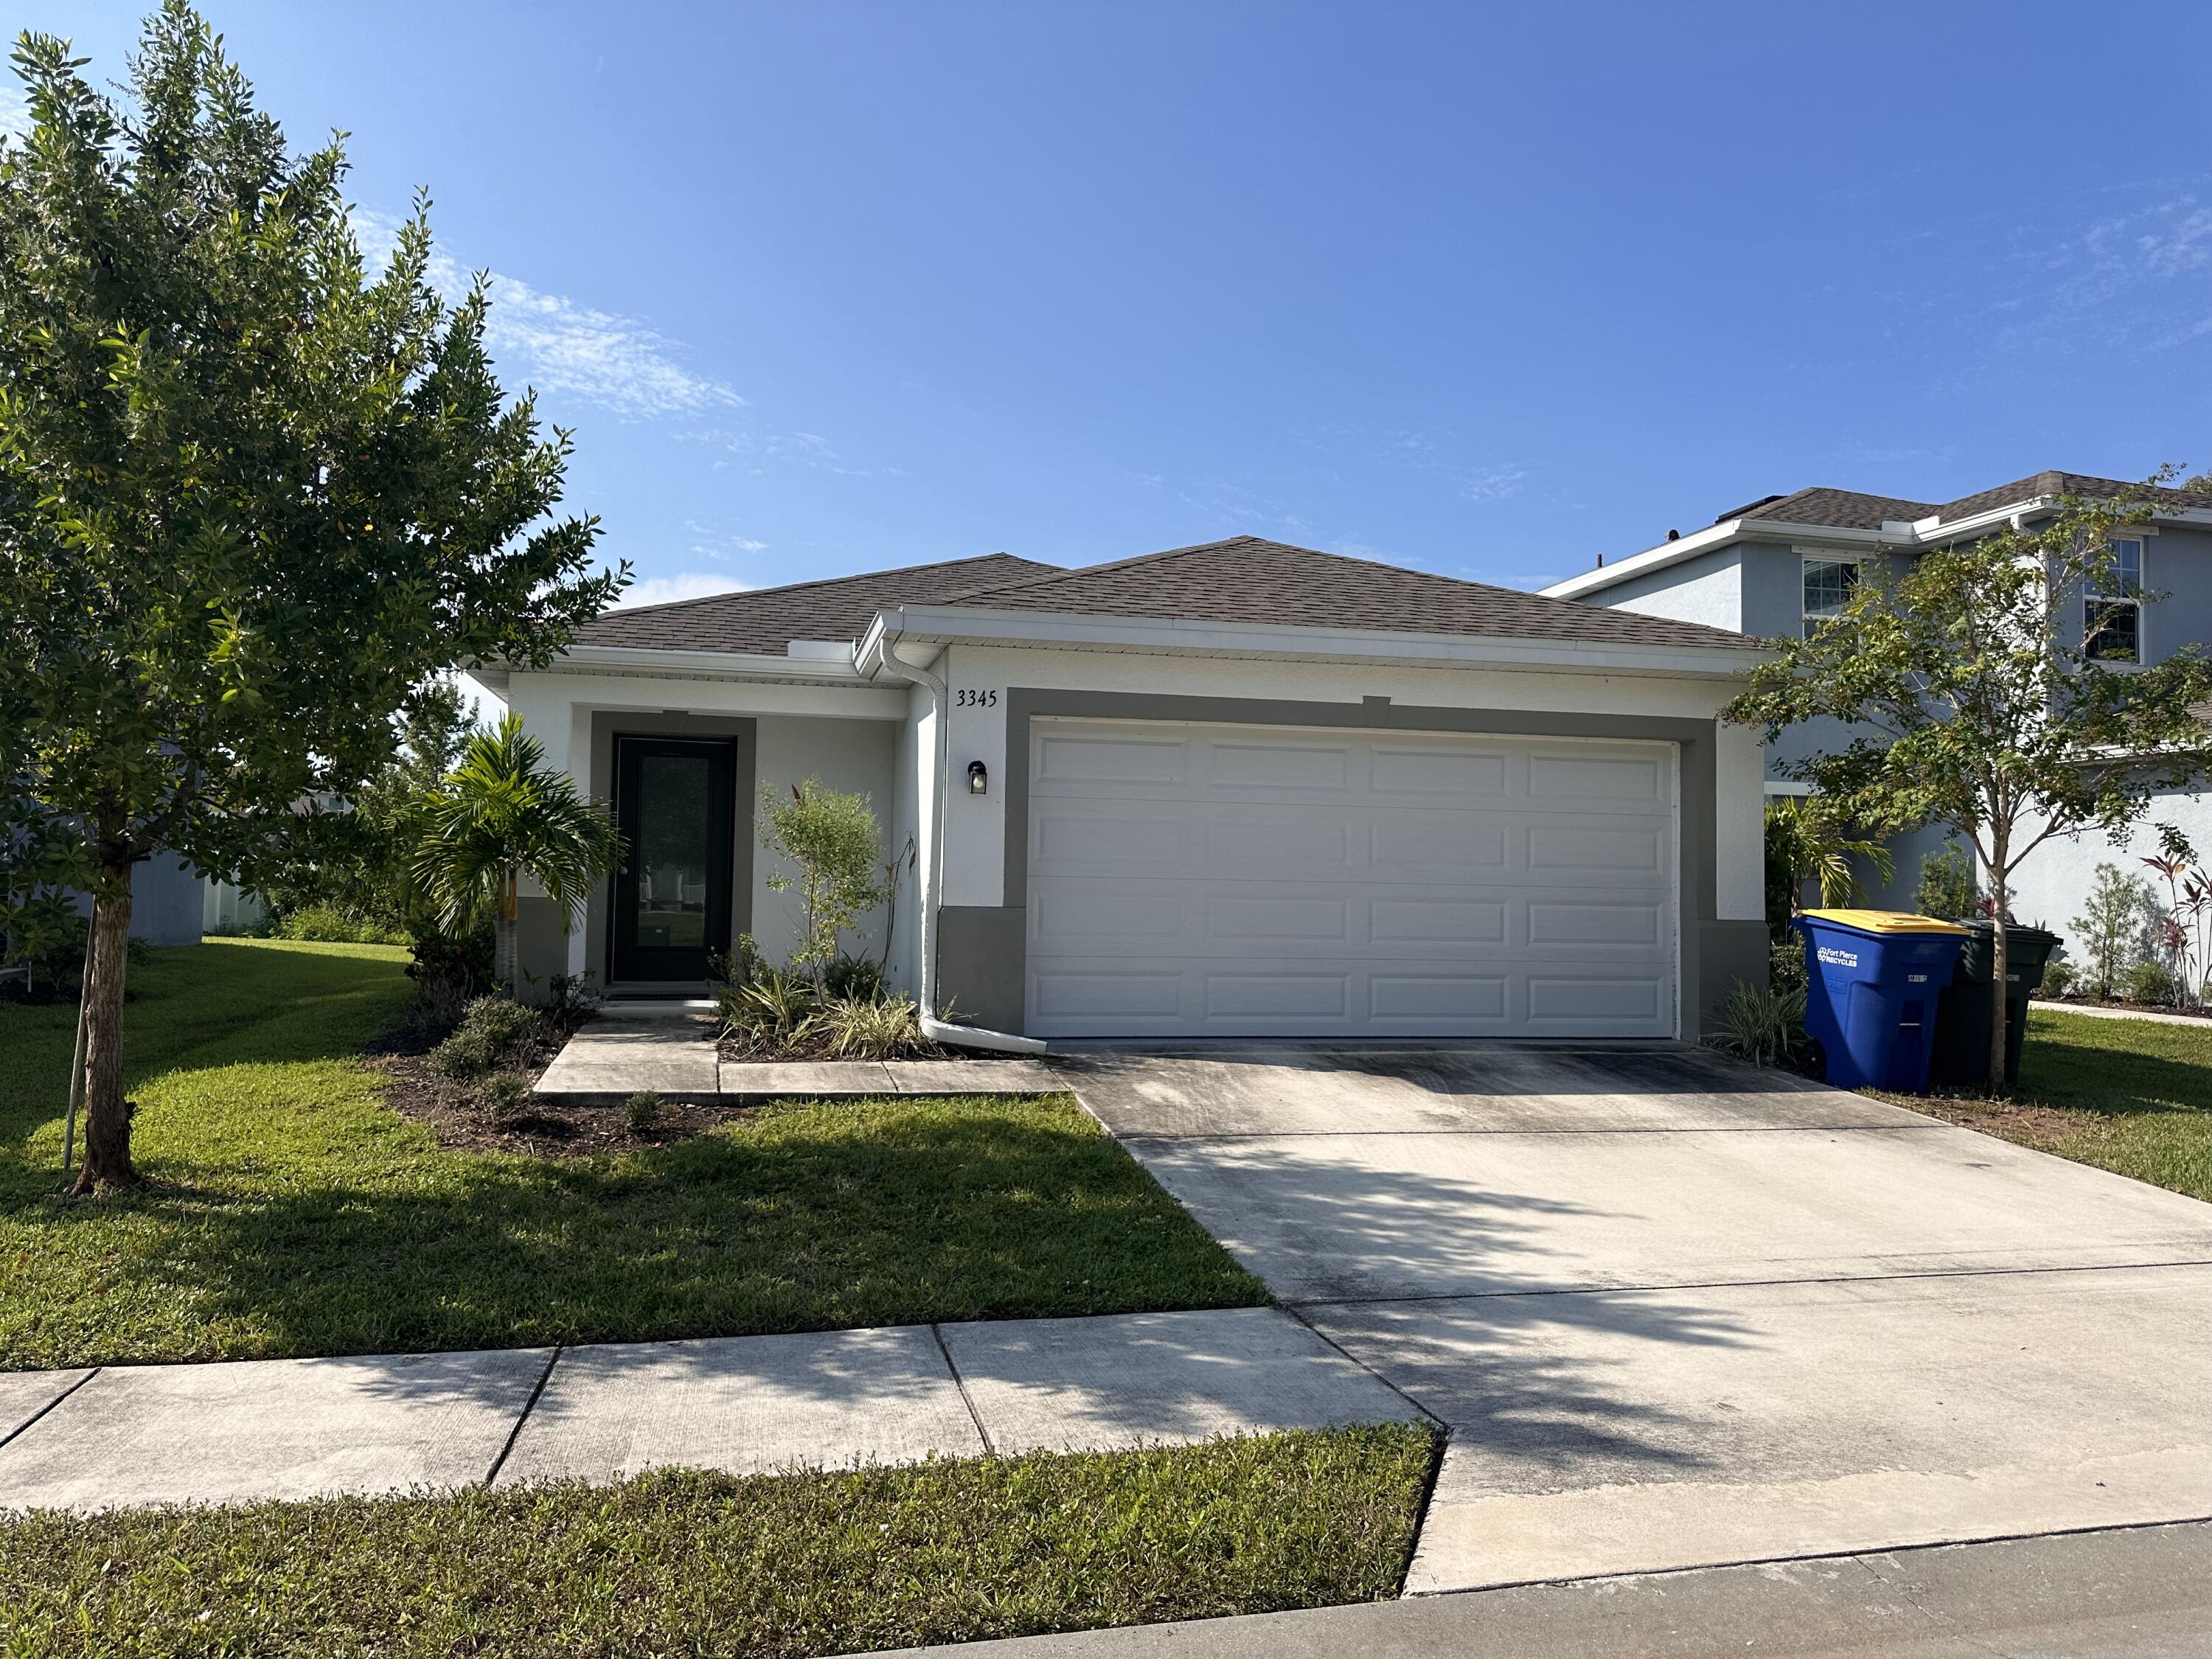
611, 737, 735, 983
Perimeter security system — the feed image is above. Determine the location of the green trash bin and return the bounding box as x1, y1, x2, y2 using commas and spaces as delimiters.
1930, 922, 2059, 1088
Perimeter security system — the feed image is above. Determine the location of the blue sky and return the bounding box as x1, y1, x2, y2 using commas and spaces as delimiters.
22, 1, 2212, 601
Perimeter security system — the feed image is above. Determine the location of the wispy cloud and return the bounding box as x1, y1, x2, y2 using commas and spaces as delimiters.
352, 208, 744, 422
2140, 205, 2212, 275
0, 88, 27, 142
612, 572, 753, 609
476, 273, 743, 420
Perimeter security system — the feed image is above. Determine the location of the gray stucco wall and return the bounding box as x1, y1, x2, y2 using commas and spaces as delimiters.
936, 687, 1764, 1040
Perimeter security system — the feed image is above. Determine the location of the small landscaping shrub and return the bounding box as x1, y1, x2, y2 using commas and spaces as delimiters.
2122, 959, 2179, 1007
276, 903, 408, 946
2072, 862, 2154, 1000
623, 1089, 664, 1135
823, 952, 887, 1004
2040, 960, 2079, 998
1705, 978, 1807, 1068
431, 995, 548, 1080
757, 779, 886, 990
1914, 844, 1978, 922
478, 1070, 534, 1123
405, 917, 496, 1034
721, 967, 820, 1052
818, 993, 925, 1060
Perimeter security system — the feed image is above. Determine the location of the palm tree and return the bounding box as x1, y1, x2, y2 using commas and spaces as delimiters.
412, 714, 624, 997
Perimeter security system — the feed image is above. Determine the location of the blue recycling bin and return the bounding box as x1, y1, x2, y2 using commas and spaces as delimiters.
1792, 910, 1971, 1092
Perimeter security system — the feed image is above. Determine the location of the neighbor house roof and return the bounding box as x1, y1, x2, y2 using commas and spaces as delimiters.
1728, 471, 2209, 533
574, 535, 1761, 660
934, 535, 1760, 651
573, 552, 1060, 654
1545, 465, 2212, 603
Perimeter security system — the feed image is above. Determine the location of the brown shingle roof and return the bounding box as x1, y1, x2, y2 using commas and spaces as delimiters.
1733, 487, 1941, 530
574, 552, 1060, 653
937, 535, 1759, 652
1723, 471, 2208, 534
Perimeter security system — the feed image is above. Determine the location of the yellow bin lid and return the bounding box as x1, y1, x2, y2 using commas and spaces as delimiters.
1798, 908, 1971, 936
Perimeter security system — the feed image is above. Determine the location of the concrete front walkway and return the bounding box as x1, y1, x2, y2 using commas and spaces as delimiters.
1055, 1041, 2212, 1597
0, 1308, 1420, 1512
535, 1012, 1059, 1105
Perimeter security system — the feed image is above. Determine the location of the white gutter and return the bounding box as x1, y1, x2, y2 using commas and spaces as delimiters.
552, 642, 869, 681
856, 625, 1047, 1057
874, 605, 1771, 677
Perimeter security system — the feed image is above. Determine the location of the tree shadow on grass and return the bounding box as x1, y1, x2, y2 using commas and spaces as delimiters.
2016, 1030, 2212, 1119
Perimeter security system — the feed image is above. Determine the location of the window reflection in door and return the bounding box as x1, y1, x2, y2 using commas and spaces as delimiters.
633, 753, 712, 948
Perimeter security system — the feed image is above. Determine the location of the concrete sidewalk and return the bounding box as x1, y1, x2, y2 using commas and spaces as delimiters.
887, 1517, 2212, 1658
0, 1307, 1423, 1513
534, 1014, 1061, 1105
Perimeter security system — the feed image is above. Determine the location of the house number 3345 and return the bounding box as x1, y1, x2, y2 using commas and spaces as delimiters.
955, 688, 998, 707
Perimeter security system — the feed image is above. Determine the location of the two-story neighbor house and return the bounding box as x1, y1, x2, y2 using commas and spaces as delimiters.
1543, 470, 2212, 958
471, 537, 1773, 1041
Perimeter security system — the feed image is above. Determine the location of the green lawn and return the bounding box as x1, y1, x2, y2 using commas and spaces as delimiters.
1907, 1006, 2212, 1203
0, 1426, 1438, 1658
0, 939, 1265, 1370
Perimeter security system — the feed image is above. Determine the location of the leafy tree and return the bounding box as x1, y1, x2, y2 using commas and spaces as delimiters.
757, 779, 885, 990
255, 678, 480, 929
0, 8, 625, 1189
1726, 481, 2212, 1088
411, 715, 623, 998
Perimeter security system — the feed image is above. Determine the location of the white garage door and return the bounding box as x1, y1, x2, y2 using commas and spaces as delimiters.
1024, 717, 1678, 1038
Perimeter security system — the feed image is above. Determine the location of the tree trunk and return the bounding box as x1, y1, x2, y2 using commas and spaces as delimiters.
497, 869, 519, 998
72, 864, 138, 1192
1988, 874, 2010, 1093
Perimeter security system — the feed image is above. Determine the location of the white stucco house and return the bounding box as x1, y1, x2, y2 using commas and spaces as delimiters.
468, 536, 1773, 1043
1543, 470, 2212, 959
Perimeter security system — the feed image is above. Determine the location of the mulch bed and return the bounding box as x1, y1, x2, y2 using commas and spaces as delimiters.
365, 1020, 748, 1158
1895, 1092, 2094, 1143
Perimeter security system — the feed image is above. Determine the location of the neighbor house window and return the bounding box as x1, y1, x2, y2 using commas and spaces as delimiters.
1801, 557, 1860, 637
2084, 538, 2143, 662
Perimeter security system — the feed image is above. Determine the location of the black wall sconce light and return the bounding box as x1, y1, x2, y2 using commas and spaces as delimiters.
967, 760, 989, 796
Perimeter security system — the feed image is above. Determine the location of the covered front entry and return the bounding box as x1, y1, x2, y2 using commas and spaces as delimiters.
1023, 717, 1679, 1037
609, 734, 737, 984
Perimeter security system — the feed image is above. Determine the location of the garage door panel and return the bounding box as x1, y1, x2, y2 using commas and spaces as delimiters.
1526, 975, 1669, 1026
1368, 746, 1509, 797
1525, 822, 1667, 875
1369, 974, 1510, 1023
1034, 731, 1189, 789
1030, 802, 1190, 874
1203, 973, 1350, 1021
1202, 740, 1354, 793
1204, 894, 1352, 946
1203, 815, 1353, 872
1029, 888, 1189, 947
1030, 969, 1185, 1022
1369, 897, 1508, 945
1526, 900, 1666, 947
1369, 817, 1509, 874
1026, 719, 1677, 1038
1527, 751, 1670, 804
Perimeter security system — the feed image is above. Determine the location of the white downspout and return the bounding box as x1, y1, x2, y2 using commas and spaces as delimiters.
860, 627, 1048, 1056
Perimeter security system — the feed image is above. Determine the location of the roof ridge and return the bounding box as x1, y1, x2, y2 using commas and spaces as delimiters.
929, 535, 1277, 604
601, 551, 1053, 622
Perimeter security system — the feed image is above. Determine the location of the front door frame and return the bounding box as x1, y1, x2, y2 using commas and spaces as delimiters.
610, 734, 738, 984
588, 712, 757, 993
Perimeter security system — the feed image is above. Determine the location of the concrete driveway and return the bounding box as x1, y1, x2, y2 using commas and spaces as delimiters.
1055, 1042, 2212, 1594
